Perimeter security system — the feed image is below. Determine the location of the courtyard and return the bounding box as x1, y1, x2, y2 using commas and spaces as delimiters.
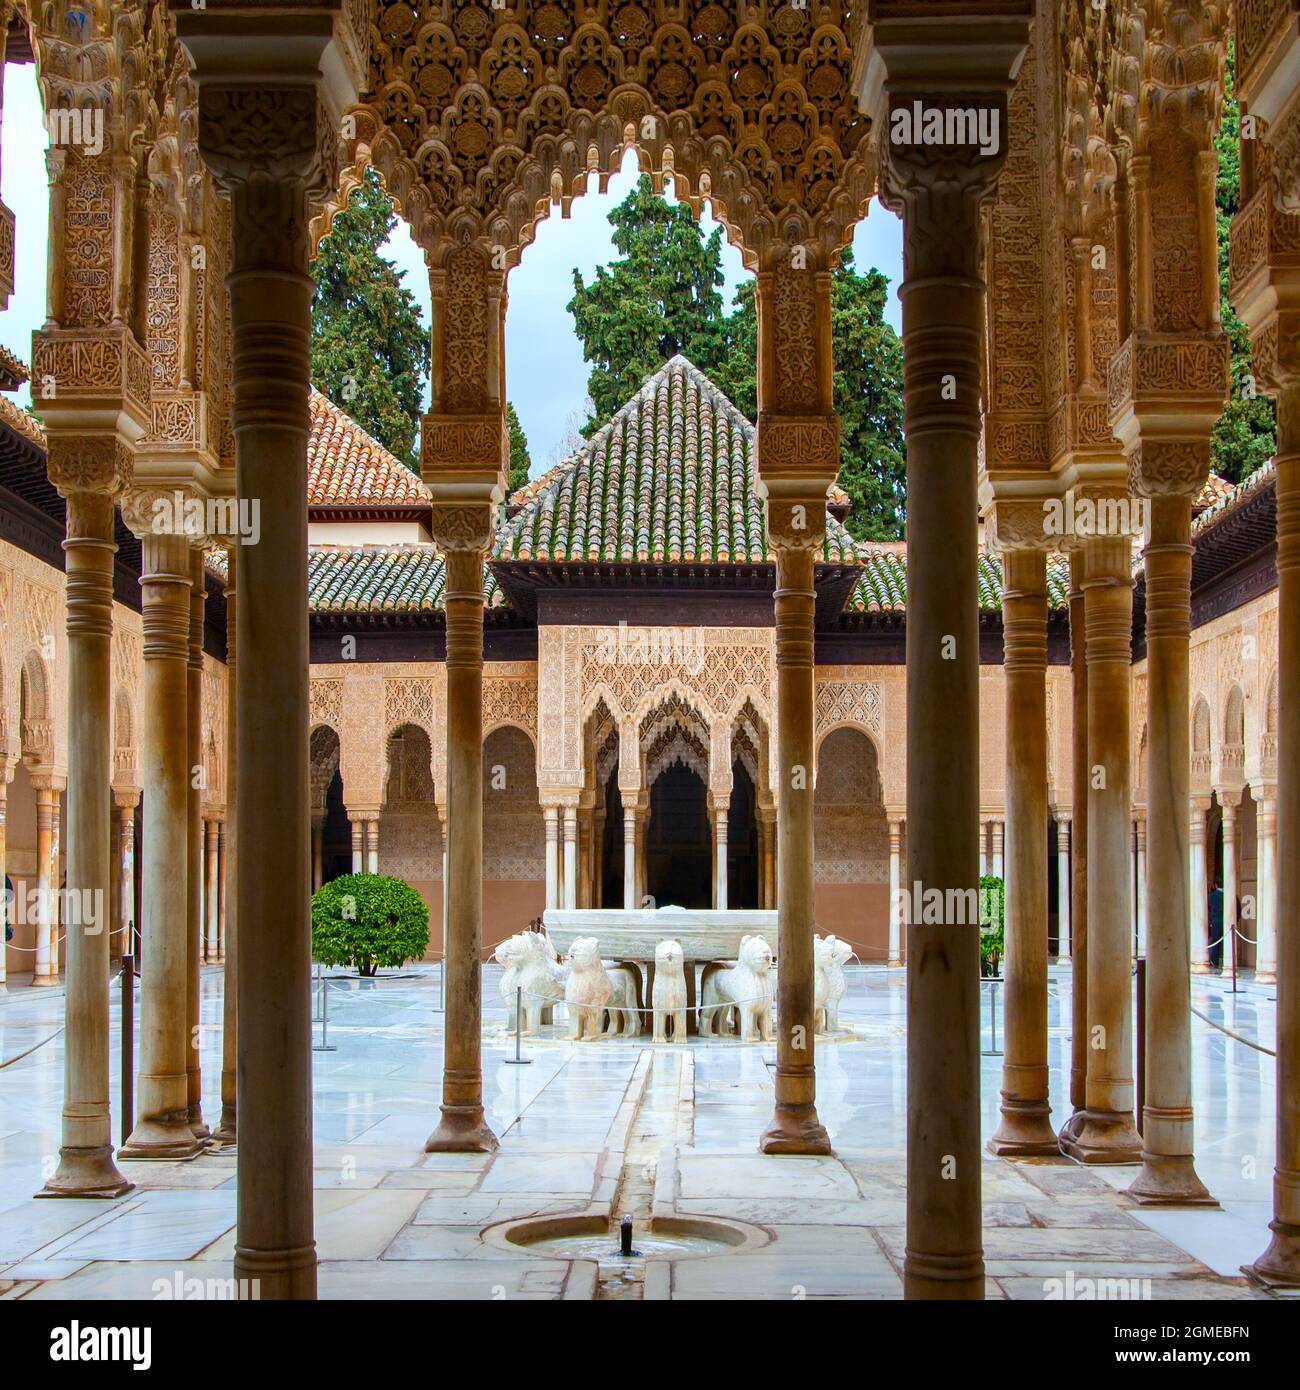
0, 963, 1285, 1303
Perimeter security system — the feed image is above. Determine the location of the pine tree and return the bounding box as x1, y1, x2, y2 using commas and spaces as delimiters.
506, 401, 532, 495
1211, 44, 1276, 484
310, 168, 429, 470
567, 176, 725, 430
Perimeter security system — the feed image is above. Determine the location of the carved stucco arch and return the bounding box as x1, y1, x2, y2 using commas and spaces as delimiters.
19, 647, 53, 766
318, 3, 875, 271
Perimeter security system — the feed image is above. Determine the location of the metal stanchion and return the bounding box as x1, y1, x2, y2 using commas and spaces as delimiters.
313, 963, 336, 1052
503, 986, 532, 1065
120, 954, 134, 1148
1135, 956, 1146, 1137
981, 976, 1003, 1056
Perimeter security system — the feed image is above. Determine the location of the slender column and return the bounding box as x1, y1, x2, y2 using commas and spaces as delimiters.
623, 806, 636, 910
990, 820, 1004, 880
563, 807, 578, 911
205, 820, 220, 964
1135, 816, 1148, 957
636, 809, 648, 904
120, 531, 202, 1159
42, 486, 131, 1196
865, 69, 1022, 1294
1063, 552, 1090, 1138
1062, 536, 1141, 1163
310, 817, 323, 891
350, 819, 363, 874
1127, 493, 1212, 1202
216, 820, 226, 960
50, 806, 61, 977
186, 550, 208, 1139
366, 817, 379, 875
888, 818, 903, 966
978, 822, 987, 877
1130, 821, 1139, 950
425, 543, 497, 1153
764, 808, 777, 910
714, 803, 728, 910
1256, 794, 1277, 984
31, 785, 57, 986
1056, 817, 1071, 961
211, 549, 237, 1143
1190, 798, 1212, 971
760, 537, 829, 1155
1221, 794, 1240, 971
543, 806, 559, 910
990, 548, 1056, 1155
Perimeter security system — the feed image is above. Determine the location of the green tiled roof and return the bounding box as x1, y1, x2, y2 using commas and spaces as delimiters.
494, 355, 862, 567
844, 549, 1072, 614
307, 545, 503, 613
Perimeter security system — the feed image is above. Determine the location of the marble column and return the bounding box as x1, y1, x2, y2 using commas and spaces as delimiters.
31, 783, 58, 986
212, 550, 236, 1143
991, 820, 1004, 880
366, 817, 379, 875
991, 548, 1056, 1155
713, 804, 728, 911
543, 806, 559, 911
311, 817, 323, 891
205, 820, 220, 963
1063, 554, 1090, 1140
763, 808, 777, 911
888, 818, 903, 967
1190, 798, 1212, 972
978, 822, 987, 877
1256, 792, 1277, 985
622, 806, 636, 910
217, 821, 226, 960
350, 820, 363, 875
1056, 817, 1071, 961
120, 530, 202, 1160
760, 533, 829, 1157
1222, 793, 1240, 972
1135, 816, 1147, 958
1062, 536, 1141, 1164
636, 809, 648, 905
41, 484, 131, 1196
0, 768, 8, 985
1126, 492, 1212, 1204
425, 540, 497, 1155
186, 550, 207, 1140
563, 807, 578, 911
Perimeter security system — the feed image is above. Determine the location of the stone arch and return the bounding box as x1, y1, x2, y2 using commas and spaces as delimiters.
1221, 683, 1246, 784
310, 724, 342, 817
482, 723, 544, 943
384, 723, 436, 806
1191, 695, 1213, 794
19, 649, 52, 765
378, 724, 440, 927
814, 725, 888, 960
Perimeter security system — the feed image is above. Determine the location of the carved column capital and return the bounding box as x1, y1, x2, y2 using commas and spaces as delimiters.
45, 435, 133, 501
984, 498, 1058, 554
428, 504, 496, 557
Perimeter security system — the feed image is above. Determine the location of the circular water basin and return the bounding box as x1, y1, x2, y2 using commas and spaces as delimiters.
484, 1213, 769, 1261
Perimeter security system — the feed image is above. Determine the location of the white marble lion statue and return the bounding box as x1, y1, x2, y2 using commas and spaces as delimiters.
564, 937, 611, 1041
699, 935, 774, 1042
652, 938, 687, 1043
603, 963, 643, 1038
814, 934, 853, 1033
495, 931, 564, 1034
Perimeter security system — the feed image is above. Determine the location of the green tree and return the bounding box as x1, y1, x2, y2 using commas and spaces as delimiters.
310, 168, 429, 470
1212, 43, 1276, 484
311, 873, 430, 977
704, 252, 906, 540
506, 401, 532, 495
567, 176, 725, 429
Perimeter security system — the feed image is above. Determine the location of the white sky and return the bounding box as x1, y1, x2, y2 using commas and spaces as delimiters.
1, 65, 904, 478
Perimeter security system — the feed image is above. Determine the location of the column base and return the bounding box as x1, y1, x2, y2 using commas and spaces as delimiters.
1127, 1154, 1217, 1206
888, 958, 904, 968
1253, 970, 1277, 986
1057, 1108, 1085, 1147
1243, 1223, 1300, 1289
1059, 1109, 1142, 1164
37, 1146, 134, 1199
759, 1103, 832, 1156
119, 1114, 205, 1161
903, 1251, 985, 1301
234, 1242, 318, 1300
1190, 962, 1216, 975
30, 973, 60, 988
425, 1105, 499, 1154
988, 1103, 1060, 1158
209, 1103, 237, 1145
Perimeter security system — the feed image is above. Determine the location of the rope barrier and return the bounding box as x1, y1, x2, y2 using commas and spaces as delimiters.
1190, 1005, 1276, 1058
0, 1024, 65, 1070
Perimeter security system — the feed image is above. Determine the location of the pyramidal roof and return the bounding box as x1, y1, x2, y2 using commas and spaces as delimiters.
307, 388, 429, 509
494, 355, 863, 567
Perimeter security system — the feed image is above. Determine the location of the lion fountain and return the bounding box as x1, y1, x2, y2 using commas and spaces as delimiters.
494, 931, 564, 1035
651, 938, 687, 1043
699, 935, 775, 1041
564, 937, 611, 1041
813, 934, 853, 1034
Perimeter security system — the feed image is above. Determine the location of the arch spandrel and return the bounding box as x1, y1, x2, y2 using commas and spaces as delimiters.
321, 0, 875, 268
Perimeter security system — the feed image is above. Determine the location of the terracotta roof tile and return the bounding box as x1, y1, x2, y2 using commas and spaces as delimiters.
0, 344, 29, 391
306, 389, 428, 509
494, 356, 861, 566
0, 395, 45, 448
1192, 459, 1275, 536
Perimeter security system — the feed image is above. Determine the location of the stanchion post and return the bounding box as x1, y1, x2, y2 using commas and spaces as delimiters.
980, 976, 1002, 1057
1135, 956, 1146, 1138
313, 961, 337, 1053
504, 985, 532, 1066
120, 954, 134, 1149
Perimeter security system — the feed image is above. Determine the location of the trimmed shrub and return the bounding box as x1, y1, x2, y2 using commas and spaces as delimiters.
978, 874, 1005, 977
311, 873, 429, 976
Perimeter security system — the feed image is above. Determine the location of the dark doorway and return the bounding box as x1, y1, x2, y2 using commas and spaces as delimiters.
728, 758, 760, 908
647, 764, 710, 908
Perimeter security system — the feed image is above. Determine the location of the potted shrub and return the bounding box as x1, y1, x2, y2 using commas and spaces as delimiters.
978, 874, 1004, 978
311, 873, 429, 977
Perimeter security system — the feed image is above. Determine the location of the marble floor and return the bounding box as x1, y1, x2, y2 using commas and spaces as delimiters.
0, 961, 1289, 1300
